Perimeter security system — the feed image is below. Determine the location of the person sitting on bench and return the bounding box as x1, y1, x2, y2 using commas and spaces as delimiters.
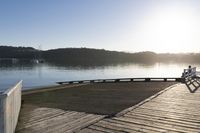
188, 65, 192, 74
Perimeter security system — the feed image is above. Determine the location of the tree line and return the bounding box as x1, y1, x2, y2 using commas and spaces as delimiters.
0, 46, 200, 64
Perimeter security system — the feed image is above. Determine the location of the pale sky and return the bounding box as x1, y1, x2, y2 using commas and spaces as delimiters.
0, 0, 200, 53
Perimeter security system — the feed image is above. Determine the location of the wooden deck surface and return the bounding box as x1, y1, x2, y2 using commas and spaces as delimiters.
15, 104, 105, 133
79, 82, 200, 133
20, 82, 176, 116
16, 81, 200, 133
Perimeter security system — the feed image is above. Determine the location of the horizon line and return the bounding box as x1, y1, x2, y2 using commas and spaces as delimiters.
0, 45, 199, 55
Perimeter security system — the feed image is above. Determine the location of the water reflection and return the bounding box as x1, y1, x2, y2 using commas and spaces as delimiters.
45, 60, 157, 70
0, 59, 197, 90
0, 59, 38, 70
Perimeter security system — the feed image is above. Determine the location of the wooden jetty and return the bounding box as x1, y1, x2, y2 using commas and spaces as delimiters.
57, 77, 184, 85
78, 83, 200, 133
16, 105, 105, 133
15, 79, 200, 133
2, 67, 200, 133
15, 82, 176, 133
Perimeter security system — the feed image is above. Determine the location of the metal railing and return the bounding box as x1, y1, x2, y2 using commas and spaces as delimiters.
0, 81, 22, 133
182, 67, 197, 78
57, 77, 183, 85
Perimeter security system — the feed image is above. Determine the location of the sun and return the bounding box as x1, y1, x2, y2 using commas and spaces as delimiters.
133, 5, 200, 53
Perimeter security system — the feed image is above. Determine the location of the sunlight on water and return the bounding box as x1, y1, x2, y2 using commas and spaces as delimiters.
0, 62, 198, 90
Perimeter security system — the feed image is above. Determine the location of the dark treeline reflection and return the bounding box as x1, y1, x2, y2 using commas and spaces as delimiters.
46, 61, 156, 70
0, 59, 39, 70
1, 46, 200, 67
0, 59, 156, 70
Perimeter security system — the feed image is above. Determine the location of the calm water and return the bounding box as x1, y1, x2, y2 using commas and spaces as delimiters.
0, 61, 198, 90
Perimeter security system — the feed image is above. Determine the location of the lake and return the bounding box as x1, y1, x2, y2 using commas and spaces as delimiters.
0, 60, 197, 90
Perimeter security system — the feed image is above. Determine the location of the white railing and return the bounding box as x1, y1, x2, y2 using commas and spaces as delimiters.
0, 81, 22, 133
196, 71, 200, 76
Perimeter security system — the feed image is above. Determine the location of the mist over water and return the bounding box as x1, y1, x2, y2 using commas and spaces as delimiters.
0, 60, 197, 91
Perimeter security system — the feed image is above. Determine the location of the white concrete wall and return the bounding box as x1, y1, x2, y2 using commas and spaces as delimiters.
0, 81, 22, 133
0, 93, 5, 132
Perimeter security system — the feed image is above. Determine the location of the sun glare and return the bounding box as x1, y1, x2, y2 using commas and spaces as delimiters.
134, 5, 200, 53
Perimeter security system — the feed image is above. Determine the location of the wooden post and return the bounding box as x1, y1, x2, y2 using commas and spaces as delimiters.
69, 81, 73, 84
115, 79, 120, 82
145, 78, 150, 82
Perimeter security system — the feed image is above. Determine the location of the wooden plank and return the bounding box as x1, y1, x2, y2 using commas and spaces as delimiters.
18, 108, 66, 122
151, 97, 200, 104
88, 125, 124, 133
142, 99, 200, 109
78, 83, 200, 133
131, 108, 200, 123
40, 114, 96, 133
16, 107, 105, 133
123, 113, 200, 129
93, 120, 146, 133
78, 128, 105, 133
97, 119, 166, 133
65, 115, 104, 133
140, 104, 200, 116
18, 82, 200, 133
16, 111, 86, 133
17, 111, 74, 130
113, 117, 200, 132
116, 83, 180, 117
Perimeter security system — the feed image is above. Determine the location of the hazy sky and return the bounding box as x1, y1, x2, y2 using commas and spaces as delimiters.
1, 0, 200, 53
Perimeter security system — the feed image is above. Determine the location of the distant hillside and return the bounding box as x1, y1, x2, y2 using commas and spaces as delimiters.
0, 46, 157, 63
0, 46, 200, 64
0, 46, 39, 59
43, 48, 157, 65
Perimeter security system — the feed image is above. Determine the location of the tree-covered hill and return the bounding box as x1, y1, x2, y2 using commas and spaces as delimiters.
0, 46, 39, 59
42, 48, 157, 64
0, 46, 200, 64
